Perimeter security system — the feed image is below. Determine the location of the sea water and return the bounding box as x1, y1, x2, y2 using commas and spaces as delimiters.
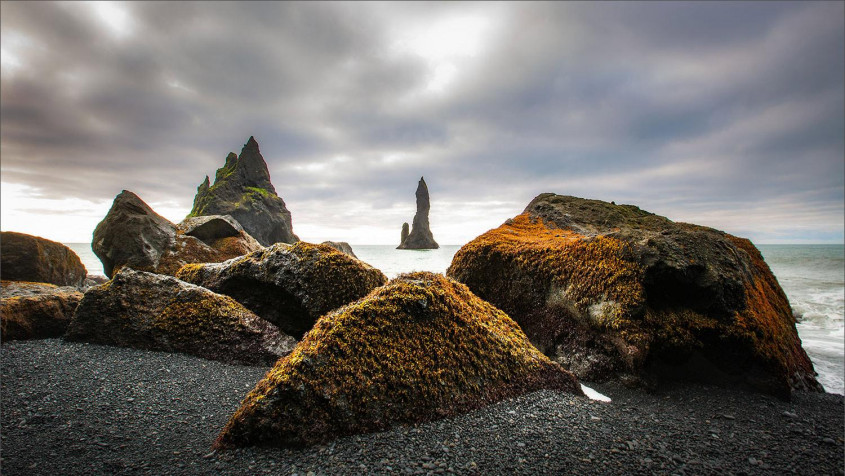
66, 242, 844, 395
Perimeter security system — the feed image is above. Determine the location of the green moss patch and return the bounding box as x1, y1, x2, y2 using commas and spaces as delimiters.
214, 272, 581, 449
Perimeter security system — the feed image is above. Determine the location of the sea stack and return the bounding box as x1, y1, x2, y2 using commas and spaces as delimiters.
189, 136, 298, 246
397, 177, 439, 250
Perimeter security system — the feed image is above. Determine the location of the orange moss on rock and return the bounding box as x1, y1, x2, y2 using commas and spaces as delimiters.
448, 196, 821, 397
1, 288, 82, 341
214, 272, 581, 449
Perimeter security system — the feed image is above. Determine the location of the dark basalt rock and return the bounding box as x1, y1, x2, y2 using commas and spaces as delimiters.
176, 242, 387, 339
189, 137, 298, 246
447, 193, 821, 398
1, 281, 82, 341
1, 232, 87, 286
214, 272, 581, 449
397, 177, 439, 249
92, 191, 262, 278
65, 268, 295, 365
400, 222, 410, 244
320, 241, 357, 259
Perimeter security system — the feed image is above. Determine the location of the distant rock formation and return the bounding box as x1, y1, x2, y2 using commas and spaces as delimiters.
397, 177, 439, 249
400, 222, 409, 244
176, 242, 387, 339
1, 232, 87, 286
213, 272, 581, 449
448, 193, 822, 398
65, 268, 296, 365
1, 281, 82, 342
189, 136, 298, 246
92, 190, 261, 278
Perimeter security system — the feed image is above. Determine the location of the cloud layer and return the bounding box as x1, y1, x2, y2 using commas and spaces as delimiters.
2, 2, 843, 243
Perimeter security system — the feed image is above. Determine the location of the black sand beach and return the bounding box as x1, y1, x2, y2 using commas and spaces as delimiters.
1, 339, 842, 475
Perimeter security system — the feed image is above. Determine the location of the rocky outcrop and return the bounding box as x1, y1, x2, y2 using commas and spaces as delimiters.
92, 191, 262, 278
397, 177, 439, 249
214, 272, 581, 449
1, 232, 87, 286
1, 281, 82, 341
447, 193, 821, 398
320, 241, 357, 259
65, 269, 295, 365
176, 242, 387, 339
400, 222, 410, 244
189, 137, 298, 246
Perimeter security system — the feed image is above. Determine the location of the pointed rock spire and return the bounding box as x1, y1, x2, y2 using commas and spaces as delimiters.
189, 136, 298, 246
397, 176, 439, 249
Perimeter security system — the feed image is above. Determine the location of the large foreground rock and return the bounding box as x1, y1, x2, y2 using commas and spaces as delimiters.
176, 242, 387, 339
92, 190, 262, 278
448, 193, 820, 398
214, 272, 581, 449
1, 232, 87, 286
397, 177, 439, 249
65, 269, 295, 365
1, 281, 82, 341
189, 136, 298, 246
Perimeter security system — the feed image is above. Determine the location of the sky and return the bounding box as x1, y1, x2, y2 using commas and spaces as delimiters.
1, 1, 843, 245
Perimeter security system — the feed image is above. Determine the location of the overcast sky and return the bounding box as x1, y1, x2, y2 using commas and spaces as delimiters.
2, 1, 843, 245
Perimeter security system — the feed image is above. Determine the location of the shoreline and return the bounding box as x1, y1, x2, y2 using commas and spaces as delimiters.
2, 339, 842, 475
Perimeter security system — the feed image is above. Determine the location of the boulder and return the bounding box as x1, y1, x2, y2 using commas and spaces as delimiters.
447, 193, 821, 398
1, 281, 82, 341
1, 232, 87, 286
65, 269, 295, 365
320, 241, 357, 259
214, 272, 581, 449
397, 177, 439, 249
188, 136, 298, 246
92, 190, 262, 278
176, 242, 387, 339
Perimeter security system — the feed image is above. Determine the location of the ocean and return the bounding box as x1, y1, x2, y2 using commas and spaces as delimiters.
66, 243, 844, 395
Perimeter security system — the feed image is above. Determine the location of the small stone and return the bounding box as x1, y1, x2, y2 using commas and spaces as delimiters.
782, 411, 798, 418
748, 457, 758, 465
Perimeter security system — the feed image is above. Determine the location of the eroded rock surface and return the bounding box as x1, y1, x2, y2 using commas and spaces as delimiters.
448, 193, 820, 398
65, 269, 294, 365
176, 242, 387, 339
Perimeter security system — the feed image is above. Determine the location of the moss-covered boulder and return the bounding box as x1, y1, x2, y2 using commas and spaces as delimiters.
1, 281, 82, 342
447, 193, 820, 398
176, 242, 387, 339
320, 241, 357, 258
65, 268, 296, 365
189, 136, 298, 246
93, 190, 262, 278
214, 272, 581, 449
1, 232, 87, 286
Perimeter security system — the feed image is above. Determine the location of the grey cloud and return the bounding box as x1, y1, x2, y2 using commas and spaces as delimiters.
1, 1, 842, 243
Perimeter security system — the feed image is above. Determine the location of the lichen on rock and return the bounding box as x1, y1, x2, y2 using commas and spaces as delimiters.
214, 272, 581, 449
447, 193, 821, 398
